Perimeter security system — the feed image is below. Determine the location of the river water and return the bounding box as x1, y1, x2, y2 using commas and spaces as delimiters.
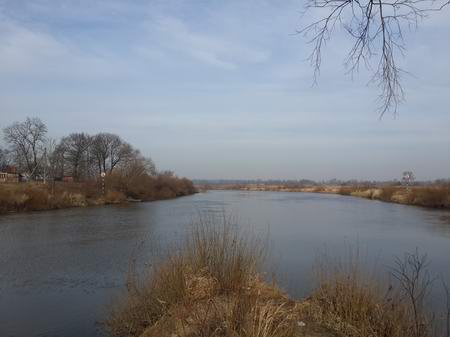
1, 190, 450, 337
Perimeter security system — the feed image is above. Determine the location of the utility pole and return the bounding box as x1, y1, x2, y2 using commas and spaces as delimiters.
43, 148, 47, 184
101, 171, 106, 196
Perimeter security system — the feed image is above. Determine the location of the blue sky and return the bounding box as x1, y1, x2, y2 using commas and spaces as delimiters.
0, 0, 449, 180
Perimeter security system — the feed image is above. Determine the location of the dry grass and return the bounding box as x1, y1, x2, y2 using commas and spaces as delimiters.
301, 250, 434, 337
407, 187, 449, 208
0, 174, 196, 214
105, 217, 300, 337
0, 182, 96, 213
335, 185, 449, 209
106, 173, 197, 201
337, 186, 356, 196
378, 186, 401, 202
105, 219, 450, 337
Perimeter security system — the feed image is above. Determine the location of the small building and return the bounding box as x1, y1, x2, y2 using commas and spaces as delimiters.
0, 172, 19, 183
5, 166, 18, 174
63, 176, 74, 183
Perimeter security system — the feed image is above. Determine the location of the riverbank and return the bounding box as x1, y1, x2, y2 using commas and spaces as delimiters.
200, 184, 450, 209
106, 221, 438, 337
0, 175, 196, 214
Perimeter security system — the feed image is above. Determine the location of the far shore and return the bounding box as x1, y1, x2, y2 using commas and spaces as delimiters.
0, 176, 197, 215
198, 183, 450, 209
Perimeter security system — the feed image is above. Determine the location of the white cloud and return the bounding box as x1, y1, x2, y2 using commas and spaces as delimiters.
146, 16, 270, 69
0, 19, 129, 81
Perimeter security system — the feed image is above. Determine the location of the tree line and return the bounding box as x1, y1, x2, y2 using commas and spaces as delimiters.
1, 117, 156, 181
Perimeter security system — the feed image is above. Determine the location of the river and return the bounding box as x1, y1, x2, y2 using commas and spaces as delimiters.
1, 190, 450, 337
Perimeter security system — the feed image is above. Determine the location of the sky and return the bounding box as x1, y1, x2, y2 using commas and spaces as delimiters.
0, 0, 449, 181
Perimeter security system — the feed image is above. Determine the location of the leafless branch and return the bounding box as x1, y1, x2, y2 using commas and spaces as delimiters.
390, 249, 435, 337
300, 0, 449, 116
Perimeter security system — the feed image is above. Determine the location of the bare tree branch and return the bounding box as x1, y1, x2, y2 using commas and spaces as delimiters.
300, 0, 449, 116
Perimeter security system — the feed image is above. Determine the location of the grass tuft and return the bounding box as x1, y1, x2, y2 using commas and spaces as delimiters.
105, 217, 299, 337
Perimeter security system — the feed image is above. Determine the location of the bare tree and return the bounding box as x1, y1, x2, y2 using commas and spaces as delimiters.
120, 150, 157, 177
91, 133, 134, 175
58, 133, 92, 181
0, 147, 10, 171
300, 0, 449, 115
3, 117, 47, 178
109, 136, 134, 174
91, 133, 110, 175
42, 138, 60, 191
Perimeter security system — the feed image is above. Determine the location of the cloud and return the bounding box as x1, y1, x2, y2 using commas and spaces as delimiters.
0, 19, 130, 81
146, 16, 270, 69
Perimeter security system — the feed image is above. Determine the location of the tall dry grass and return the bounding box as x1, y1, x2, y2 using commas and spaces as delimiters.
336, 185, 449, 208
407, 187, 449, 208
0, 182, 123, 213
302, 249, 437, 337
105, 217, 299, 337
106, 173, 196, 201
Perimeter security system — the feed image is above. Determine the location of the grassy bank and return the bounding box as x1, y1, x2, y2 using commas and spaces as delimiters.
0, 175, 196, 214
336, 185, 449, 208
106, 221, 445, 337
203, 184, 450, 209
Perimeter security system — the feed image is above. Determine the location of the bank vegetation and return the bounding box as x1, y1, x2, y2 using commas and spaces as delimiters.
106, 219, 450, 337
204, 183, 450, 209
0, 117, 196, 214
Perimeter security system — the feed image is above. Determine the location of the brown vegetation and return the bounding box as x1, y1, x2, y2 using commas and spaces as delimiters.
0, 174, 196, 214
106, 171, 196, 201
106, 219, 306, 337
336, 185, 450, 209
207, 183, 449, 209
301, 250, 442, 337
106, 221, 450, 337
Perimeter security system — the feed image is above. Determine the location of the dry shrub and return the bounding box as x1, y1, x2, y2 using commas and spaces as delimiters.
105, 217, 299, 337
0, 184, 17, 213
246, 300, 297, 337
378, 186, 400, 202
303, 250, 434, 337
0, 174, 196, 213
337, 186, 355, 196
408, 187, 449, 208
0, 183, 51, 212
106, 172, 196, 201
104, 190, 126, 204
313, 186, 326, 192
184, 216, 266, 294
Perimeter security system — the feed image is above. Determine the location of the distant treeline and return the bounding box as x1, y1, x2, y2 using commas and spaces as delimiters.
194, 178, 450, 187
